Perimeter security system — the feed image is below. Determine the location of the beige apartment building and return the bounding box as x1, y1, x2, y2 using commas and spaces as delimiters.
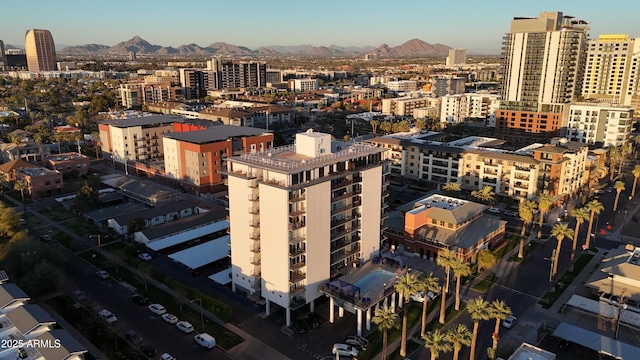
381, 95, 439, 116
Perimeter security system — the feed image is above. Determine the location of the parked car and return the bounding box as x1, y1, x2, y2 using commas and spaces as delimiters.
139, 344, 157, 357
606, 187, 614, 193
408, 291, 436, 303
487, 208, 501, 214
148, 303, 167, 315
96, 270, 110, 279
176, 321, 194, 334
160, 353, 176, 360
194, 333, 216, 349
304, 312, 321, 328
72, 290, 87, 302
502, 315, 517, 328
138, 253, 152, 261
19, 218, 26, 226
293, 319, 308, 334
124, 330, 143, 345
344, 335, 368, 350
558, 339, 571, 350
39, 234, 53, 242
332, 343, 359, 357
503, 210, 519, 217
162, 313, 179, 325
132, 293, 150, 305
98, 309, 117, 325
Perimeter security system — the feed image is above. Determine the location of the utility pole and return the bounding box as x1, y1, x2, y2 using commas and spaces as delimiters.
615, 288, 627, 339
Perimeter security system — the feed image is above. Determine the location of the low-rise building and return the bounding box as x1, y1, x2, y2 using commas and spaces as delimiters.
44, 152, 90, 176
0, 159, 39, 186
15, 167, 63, 198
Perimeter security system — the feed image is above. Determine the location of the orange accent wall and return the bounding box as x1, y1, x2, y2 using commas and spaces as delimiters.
98, 124, 111, 152
496, 110, 561, 134
173, 123, 207, 132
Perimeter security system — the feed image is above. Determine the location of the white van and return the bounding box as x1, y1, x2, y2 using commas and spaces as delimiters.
194, 333, 216, 349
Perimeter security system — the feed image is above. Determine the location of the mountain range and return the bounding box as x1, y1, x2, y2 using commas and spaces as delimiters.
55, 36, 450, 57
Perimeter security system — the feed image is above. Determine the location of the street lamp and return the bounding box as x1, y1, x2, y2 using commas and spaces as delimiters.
544, 249, 556, 284
89, 234, 101, 247
615, 288, 627, 340
191, 298, 204, 333
621, 210, 628, 243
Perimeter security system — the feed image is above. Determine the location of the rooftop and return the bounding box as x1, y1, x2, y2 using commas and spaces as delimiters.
163, 126, 271, 144
46, 152, 88, 162
17, 167, 58, 177
100, 114, 184, 128
507, 343, 556, 360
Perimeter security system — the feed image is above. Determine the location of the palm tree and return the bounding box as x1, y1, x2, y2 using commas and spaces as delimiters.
613, 180, 626, 212
8, 134, 21, 159
436, 248, 458, 324
609, 146, 621, 181
618, 144, 631, 177
33, 132, 44, 158
632, 165, 640, 198
475, 249, 496, 272
467, 296, 491, 360
0, 172, 6, 201
550, 223, 574, 277
442, 182, 461, 194
569, 207, 589, 261
584, 200, 604, 249
370, 120, 380, 134
418, 273, 441, 337
489, 300, 511, 350
394, 272, 420, 357
372, 305, 399, 360
537, 193, 554, 239
54, 132, 67, 154
451, 258, 471, 311
91, 130, 101, 159
422, 329, 452, 360
14, 179, 27, 212
445, 324, 472, 360
414, 118, 426, 131
471, 185, 495, 206
517, 199, 537, 258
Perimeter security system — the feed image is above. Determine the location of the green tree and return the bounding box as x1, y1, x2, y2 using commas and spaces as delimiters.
0, 172, 6, 200
475, 249, 496, 273
584, 200, 604, 249
451, 258, 471, 311
608, 146, 621, 181
13, 180, 27, 212
54, 132, 67, 154
380, 121, 392, 134
471, 185, 495, 206
372, 305, 399, 360
550, 223, 574, 277
536, 193, 554, 239
467, 297, 490, 360
613, 180, 625, 212
92, 130, 101, 159
73, 181, 99, 213
517, 199, 537, 258
8, 134, 21, 159
414, 118, 426, 131
442, 182, 461, 194
422, 329, 452, 360
569, 207, 589, 261
632, 165, 640, 198
489, 300, 511, 350
418, 273, 441, 337
446, 324, 472, 360
394, 272, 420, 357
370, 120, 380, 134
436, 248, 458, 324
128, 217, 146, 235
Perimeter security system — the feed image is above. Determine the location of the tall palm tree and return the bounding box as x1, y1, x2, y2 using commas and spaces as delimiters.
467, 296, 490, 360
445, 324, 472, 360
517, 199, 537, 258
8, 134, 21, 160
569, 207, 589, 261
14, 179, 27, 212
613, 180, 626, 212
394, 272, 420, 357
436, 248, 458, 324
632, 165, 640, 198
422, 329, 452, 360
550, 223, 574, 277
584, 200, 604, 249
443, 182, 461, 194
0, 172, 6, 201
418, 273, 441, 337
537, 193, 554, 239
609, 146, 621, 181
618, 144, 631, 177
91, 130, 101, 159
451, 258, 471, 311
33, 132, 44, 158
489, 300, 511, 350
370, 120, 380, 134
372, 305, 399, 360
471, 185, 495, 206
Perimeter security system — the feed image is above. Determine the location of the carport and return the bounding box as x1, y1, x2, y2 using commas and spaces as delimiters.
167, 235, 230, 273
145, 220, 229, 251
208, 268, 232, 285
552, 322, 640, 359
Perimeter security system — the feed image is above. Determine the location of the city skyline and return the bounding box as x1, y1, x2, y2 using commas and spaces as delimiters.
1, 0, 639, 54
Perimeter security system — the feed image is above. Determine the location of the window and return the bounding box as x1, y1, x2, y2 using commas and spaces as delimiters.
45, 180, 51, 185
55, 179, 61, 184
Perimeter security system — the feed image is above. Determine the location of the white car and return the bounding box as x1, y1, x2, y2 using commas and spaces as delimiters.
160, 353, 176, 360
98, 309, 118, 325
96, 270, 110, 279
176, 321, 194, 334
502, 315, 517, 328
408, 291, 436, 303
332, 343, 359, 357
148, 303, 167, 315
162, 313, 178, 324
487, 208, 501, 214
138, 253, 152, 261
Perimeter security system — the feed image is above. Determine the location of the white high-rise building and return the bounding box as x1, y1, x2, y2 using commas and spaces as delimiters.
501, 11, 589, 111
225, 130, 389, 325
446, 48, 466, 66
564, 102, 635, 147
582, 34, 640, 108
440, 93, 500, 125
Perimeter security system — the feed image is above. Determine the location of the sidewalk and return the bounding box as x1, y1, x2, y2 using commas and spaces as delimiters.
9, 195, 290, 360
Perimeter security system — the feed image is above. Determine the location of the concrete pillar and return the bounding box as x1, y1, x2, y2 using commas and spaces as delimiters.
398, 293, 403, 308
265, 299, 271, 315
391, 293, 396, 312
366, 308, 371, 331
356, 308, 363, 336
339, 307, 344, 318
384, 296, 389, 308
375, 302, 380, 312
330, 297, 335, 323
310, 301, 315, 313
286, 307, 291, 327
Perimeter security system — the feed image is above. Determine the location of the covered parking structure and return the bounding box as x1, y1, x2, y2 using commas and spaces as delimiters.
145, 219, 229, 252
552, 322, 640, 359
167, 235, 230, 275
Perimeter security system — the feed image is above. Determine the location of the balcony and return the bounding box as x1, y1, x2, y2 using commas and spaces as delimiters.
250, 256, 261, 265
288, 221, 306, 230
248, 179, 258, 188
483, 162, 499, 168
331, 190, 362, 203
248, 194, 259, 201
249, 206, 260, 214
290, 261, 306, 270
250, 268, 261, 277
290, 272, 306, 283
289, 248, 306, 257
289, 208, 306, 216
289, 235, 306, 245
249, 232, 260, 240
289, 194, 305, 202
290, 286, 306, 295
249, 220, 260, 228
331, 226, 360, 240
249, 244, 261, 253
330, 215, 360, 229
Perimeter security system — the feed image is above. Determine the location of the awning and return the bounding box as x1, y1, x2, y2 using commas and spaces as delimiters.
146, 220, 229, 251
553, 322, 640, 359
167, 235, 230, 269
208, 268, 232, 285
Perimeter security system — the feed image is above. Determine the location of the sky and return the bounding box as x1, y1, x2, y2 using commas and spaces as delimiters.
2, 0, 640, 54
